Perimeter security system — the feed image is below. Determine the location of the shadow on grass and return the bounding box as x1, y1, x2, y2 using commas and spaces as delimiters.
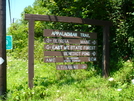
33, 68, 98, 88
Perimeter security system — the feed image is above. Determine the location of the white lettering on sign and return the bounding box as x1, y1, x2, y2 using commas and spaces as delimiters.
63, 52, 81, 56
88, 57, 97, 61
46, 39, 70, 43
81, 52, 90, 56
63, 51, 93, 56
80, 40, 91, 44
58, 39, 69, 43
57, 65, 78, 70
70, 46, 83, 50
46, 38, 52, 43
51, 45, 63, 50
80, 33, 90, 38
83, 46, 96, 50
45, 45, 51, 50
45, 45, 96, 50
0, 57, 4, 65
45, 38, 96, 45
82, 65, 87, 69
92, 40, 97, 45
56, 64, 87, 70
64, 46, 70, 50
52, 31, 78, 37
64, 59, 81, 62
66, 57, 79, 59
92, 52, 96, 56
45, 58, 56, 62
64, 57, 81, 62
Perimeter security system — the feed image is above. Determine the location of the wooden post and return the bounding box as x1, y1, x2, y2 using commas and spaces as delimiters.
0, 0, 7, 96
28, 19, 35, 89
25, 14, 112, 88
102, 26, 110, 77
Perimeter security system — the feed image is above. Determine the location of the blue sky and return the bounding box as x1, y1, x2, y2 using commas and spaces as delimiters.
6, 0, 35, 29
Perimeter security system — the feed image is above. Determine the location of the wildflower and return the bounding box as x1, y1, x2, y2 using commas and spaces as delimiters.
108, 78, 114, 81
117, 88, 122, 91
127, 60, 130, 62
23, 92, 26, 95
56, 90, 60, 92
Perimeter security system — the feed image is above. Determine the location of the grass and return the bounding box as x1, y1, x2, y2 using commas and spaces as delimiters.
1, 55, 133, 101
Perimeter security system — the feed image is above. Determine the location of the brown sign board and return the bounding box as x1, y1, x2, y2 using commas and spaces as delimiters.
44, 38, 97, 45
0, 78, 2, 86
56, 64, 87, 70
44, 51, 97, 56
44, 29, 97, 39
45, 45, 97, 50
25, 14, 111, 89
44, 57, 97, 63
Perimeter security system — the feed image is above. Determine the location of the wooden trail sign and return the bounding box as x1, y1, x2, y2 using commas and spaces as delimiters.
44, 51, 97, 56
44, 29, 97, 70
44, 45, 97, 51
56, 64, 87, 70
44, 38, 97, 45
25, 14, 112, 88
44, 29, 97, 39
44, 57, 97, 63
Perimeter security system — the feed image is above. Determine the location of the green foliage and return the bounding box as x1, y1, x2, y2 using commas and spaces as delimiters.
6, 0, 134, 84
8, 22, 28, 48
5, 56, 134, 100
5, 0, 134, 100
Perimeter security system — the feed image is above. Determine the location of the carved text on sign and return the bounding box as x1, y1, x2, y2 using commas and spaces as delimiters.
45, 45, 96, 50
44, 38, 97, 45
51, 31, 90, 38
44, 29, 97, 39
44, 57, 97, 63
56, 64, 87, 70
44, 51, 97, 56
44, 29, 97, 70
51, 31, 78, 37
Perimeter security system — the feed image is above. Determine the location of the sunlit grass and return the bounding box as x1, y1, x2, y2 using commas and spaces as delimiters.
5, 55, 134, 101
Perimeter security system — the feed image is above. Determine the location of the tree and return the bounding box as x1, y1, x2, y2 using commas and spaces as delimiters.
7, 0, 134, 70
0, 0, 6, 96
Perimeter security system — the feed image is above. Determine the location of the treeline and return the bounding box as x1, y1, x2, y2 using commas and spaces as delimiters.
7, 0, 134, 71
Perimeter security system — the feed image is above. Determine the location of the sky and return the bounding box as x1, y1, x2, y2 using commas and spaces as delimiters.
6, 0, 35, 29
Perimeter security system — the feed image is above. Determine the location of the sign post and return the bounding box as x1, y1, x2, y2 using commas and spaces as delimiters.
0, 0, 7, 96
102, 26, 110, 77
25, 14, 112, 88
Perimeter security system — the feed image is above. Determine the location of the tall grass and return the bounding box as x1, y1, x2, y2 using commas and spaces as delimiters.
1, 39, 133, 100
4, 55, 133, 101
